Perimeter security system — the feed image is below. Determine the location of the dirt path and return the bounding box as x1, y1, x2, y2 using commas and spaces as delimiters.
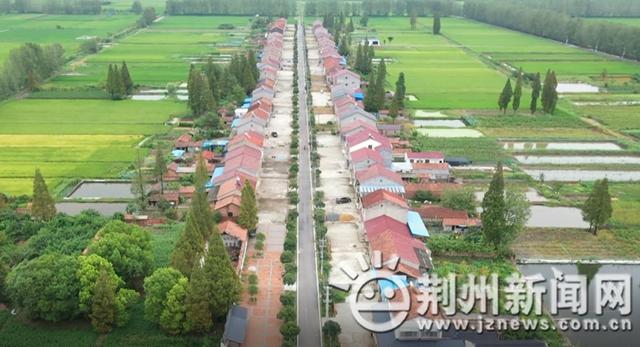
581, 116, 636, 142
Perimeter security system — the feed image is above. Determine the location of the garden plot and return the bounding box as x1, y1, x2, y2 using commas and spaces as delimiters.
417, 128, 484, 138
526, 206, 589, 229
55, 202, 127, 216
414, 119, 466, 128
524, 169, 640, 182
503, 142, 622, 151
414, 110, 450, 118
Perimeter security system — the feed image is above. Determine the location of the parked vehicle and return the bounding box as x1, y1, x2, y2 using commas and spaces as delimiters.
335, 197, 352, 204
271, 131, 278, 137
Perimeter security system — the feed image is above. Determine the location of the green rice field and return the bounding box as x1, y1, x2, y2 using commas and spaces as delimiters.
442, 17, 640, 77
49, 16, 253, 88
0, 13, 138, 63
356, 17, 509, 109
0, 99, 185, 195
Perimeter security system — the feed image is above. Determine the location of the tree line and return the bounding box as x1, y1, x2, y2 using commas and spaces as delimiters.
464, 0, 640, 61
105, 62, 134, 100
305, 0, 461, 17
498, 70, 558, 114
0, 0, 101, 14
0, 42, 65, 99
165, 0, 295, 16
500, 0, 640, 18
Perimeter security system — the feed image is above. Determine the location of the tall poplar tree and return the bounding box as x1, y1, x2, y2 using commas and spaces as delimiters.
32, 168, 56, 220
170, 210, 205, 276
512, 71, 523, 113
90, 269, 117, 333
238, 181, 258, 232
481, 162, 506, 251
131, 150, 147, 211
498, 78, 513, 114
393, 72, 406, 108
192, 155, 214, 240
121, 61, 133, 95
541, 70, 558, 114
374, 59, 387, 110
154, 144, 167, 194
185, 261, 213, 333
364, 69, 378, 112
203, 233, 241, 319
530, 72, 541, 114
433, 13, 441, 34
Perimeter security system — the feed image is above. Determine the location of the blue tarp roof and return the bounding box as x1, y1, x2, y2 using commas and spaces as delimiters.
373, 271, 408, 298
407, 211, 430, 237
206, 167, 225, 188
243, 97, 252, 104
171, 149, 185, 159
231, 118, 240, 128
241, 102, 251, 109
202, 139, 228, 148
353, 92, 364, 100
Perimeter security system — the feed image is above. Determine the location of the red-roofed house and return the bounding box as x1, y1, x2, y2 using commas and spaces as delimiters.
349, 147, 384, 171
412, 162, 450, 181
223, 145, 262, 163
365, 216, 431, 278
340, 119, 377, 140
442, 217, 481, 232
355, 164, 404, 192
227, 131, 264, 152
218, 220, 248, 272
330, 69, 361, 94
345, 130, 393, 167
404, 182, 461, 199
416, 205, 468, 221
214, 195, 242, 218
362, 190, 409, 223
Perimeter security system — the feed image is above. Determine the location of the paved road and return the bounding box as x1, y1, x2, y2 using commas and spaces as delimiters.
296, 21, 322, 347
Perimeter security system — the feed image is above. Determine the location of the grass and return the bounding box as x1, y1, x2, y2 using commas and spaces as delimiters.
578, 105, 640, 131
442, 17, 640, 77
149, 223, 183, 269
48, 16, 253, 88
356, 17, 507, 109
412, 136, 509, 163
0, 13, 138, 63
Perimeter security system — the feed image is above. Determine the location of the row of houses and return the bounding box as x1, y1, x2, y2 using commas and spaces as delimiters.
230, 18, 288, 136
314, 20, 546, 347
313, 19, 432, 284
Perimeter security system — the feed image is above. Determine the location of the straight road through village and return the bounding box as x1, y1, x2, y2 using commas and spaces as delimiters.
295, 20, 322, 347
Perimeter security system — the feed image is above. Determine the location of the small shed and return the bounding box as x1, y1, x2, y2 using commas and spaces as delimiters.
221, 305, 248, 347
407, 211, 429, 238
446, 156, 472, 166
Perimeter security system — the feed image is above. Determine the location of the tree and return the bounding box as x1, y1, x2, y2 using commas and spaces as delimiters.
323, 320, 342, 347
388, 99, 400, 122
131, 0, 142, 14
512, 71, 523, 113
347, 17, 354, 32
481, 162, 506, 252
441, 188, 476, 215
131, 150, 147, 211
185, 262, 213, 333
88, 220, 153, 285
26, 69, 39, 91
394, 72, 406, 108
77, 254, 123, 314
143, 267, 185, 324
241, 63, 256, 94
111, 64, 125, 99
410, 10, 417, 30
530, 72, 541, 114
582, 179, 612, 235
160, 277, 189, 334
364, 69, 378, 112
433, 13, 441, 34
541, 70, 558, 114
374, 59, 387, 110
503, 189, 530, 245
238, 181, 258, 232
139, 7, 157, 27
202, 234, 241, 319
154, 144, 167, 194
121, 61, 133, 95
171, 210, 205, 276
498, 78, 513, 114
280, 321, 301, 342
6, 254, 80, 321
338, 35, 350, 57
188, 69, 216, 116
359, 13, 368, 27
31, 168, 56, 221
90, 269, 117, 333
192, 154, 215, 240
354, 44, 363, 72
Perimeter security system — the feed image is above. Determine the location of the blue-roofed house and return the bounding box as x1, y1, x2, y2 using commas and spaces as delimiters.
201, 139, 228, 151
207, 166, 225, 188
407, 211, 429, 238
171, 149, 186, 160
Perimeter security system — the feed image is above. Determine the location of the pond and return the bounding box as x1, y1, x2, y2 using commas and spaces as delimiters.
417, 128, 484, 138
67, 181, 133, 199
413, 119, 467, 128
516, 155, 640, 165
556, 82, 599, 93
527, 206, 589, 228
55, 202, 127, 216
518, 263, 640, 347
524, 169, 640, 182
503, 142, 622, 151
414, 110, 450, 118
